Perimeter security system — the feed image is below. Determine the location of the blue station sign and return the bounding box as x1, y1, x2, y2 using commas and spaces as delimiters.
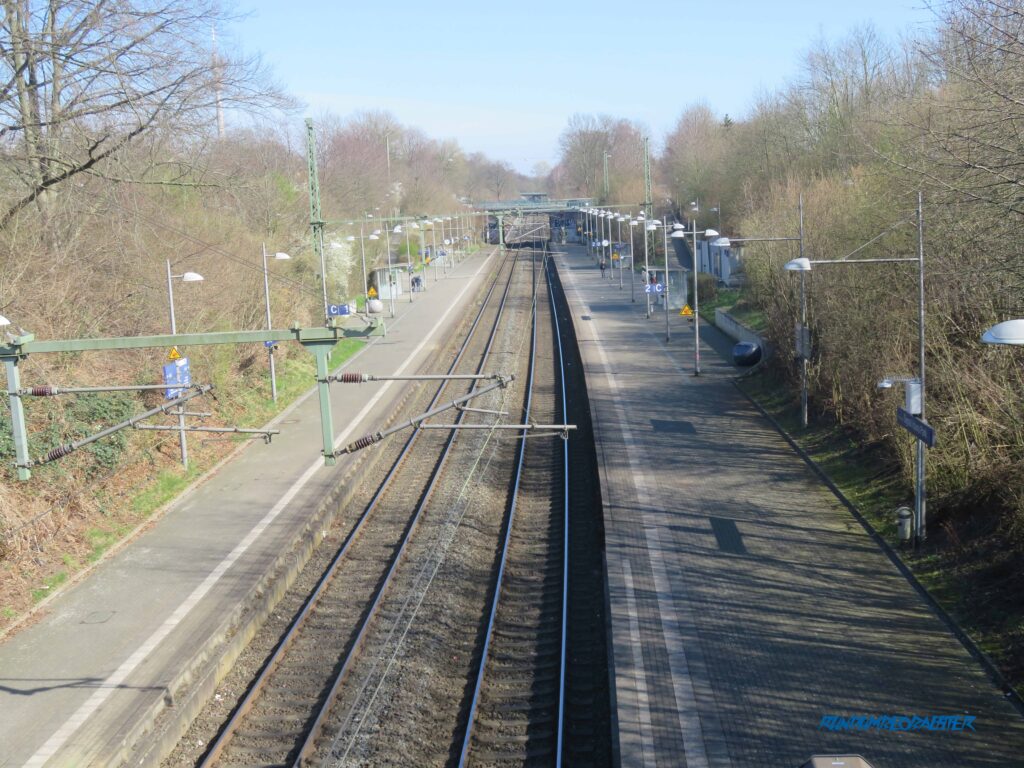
897, 407, 936, 448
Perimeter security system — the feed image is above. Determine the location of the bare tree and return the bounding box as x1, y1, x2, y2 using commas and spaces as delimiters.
0, 0, 290, 227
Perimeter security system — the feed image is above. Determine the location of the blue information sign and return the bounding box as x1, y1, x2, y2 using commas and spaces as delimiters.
645, 283, 664, 294
163, 358, 191, 400
897, 407, 936, 448
327, 303, 351, 317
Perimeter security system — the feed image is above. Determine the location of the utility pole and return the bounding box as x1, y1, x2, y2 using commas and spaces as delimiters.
305, 118, 329, 325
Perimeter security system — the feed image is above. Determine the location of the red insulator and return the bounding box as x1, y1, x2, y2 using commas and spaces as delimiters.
337, 372, 365, 383
30, 386, 56, 397
44, 444, 73, 463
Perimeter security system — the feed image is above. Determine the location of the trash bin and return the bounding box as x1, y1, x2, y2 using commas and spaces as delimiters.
732, 341, 762, 366
896, 506, 913, 544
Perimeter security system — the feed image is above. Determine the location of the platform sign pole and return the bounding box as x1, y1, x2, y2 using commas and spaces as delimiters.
4, 357, 30, 480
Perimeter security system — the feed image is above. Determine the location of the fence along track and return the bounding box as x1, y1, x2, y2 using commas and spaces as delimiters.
196, 250, 519, 768
457, 246, 568, 767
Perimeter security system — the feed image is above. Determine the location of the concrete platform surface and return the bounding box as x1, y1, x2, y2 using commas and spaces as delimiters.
555, 244, 1024, 768
0, 249, 498, 768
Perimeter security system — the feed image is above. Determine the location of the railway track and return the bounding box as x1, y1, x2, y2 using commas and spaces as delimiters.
457, 249, 567, 767
185, 250, 521, 767
168, 240, 610, 768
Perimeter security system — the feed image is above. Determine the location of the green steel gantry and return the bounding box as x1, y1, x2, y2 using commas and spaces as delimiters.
1, 321, 382, 481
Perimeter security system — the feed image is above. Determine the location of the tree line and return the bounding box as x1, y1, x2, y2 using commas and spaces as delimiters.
0, 0, 534, 588
554, 0, 1024, 607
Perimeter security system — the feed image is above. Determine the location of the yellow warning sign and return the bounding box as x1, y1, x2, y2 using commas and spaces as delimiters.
167, 346, 182, 361
367, 286, 378, 298
680, 305, 694, 317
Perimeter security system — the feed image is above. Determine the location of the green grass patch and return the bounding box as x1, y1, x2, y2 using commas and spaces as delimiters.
727, 301, 767, 333
32, 570, 69, 602
700, 288, 741, 314
1, 606, 16, 619
86, 526, 127, 563
130, 468, 197, 517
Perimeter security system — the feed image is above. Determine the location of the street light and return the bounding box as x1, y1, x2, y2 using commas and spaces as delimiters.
616, 215, 626, 290
346, 224, 373, 311
629, 217, 641, 305
643, 219, 655, 318
378, 226, 396, 318
783, 193, 927, 543
395, 224, 416, 302
671, 214, 720, 372
165, 259, 204, 469
262, 245, 290, 402
982, 319, 1024, 345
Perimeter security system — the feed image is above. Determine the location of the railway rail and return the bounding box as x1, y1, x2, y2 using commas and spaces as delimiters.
457, 249, 567, 766
187, 250, 520, 767
167, 242, 610, 768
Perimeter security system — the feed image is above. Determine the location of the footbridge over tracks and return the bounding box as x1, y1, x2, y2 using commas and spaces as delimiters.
474, 196, 591, 247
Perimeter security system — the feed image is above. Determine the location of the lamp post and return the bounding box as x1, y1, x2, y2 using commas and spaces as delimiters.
165, 259, 204, 469
431, 219, 440, 281
629, 217, 639, 302
598, 214, 606, 276
262, 244, 290, 401
672, 208, 721, 375
642, 215, 652, 318
784, 193, 927, 543
346, 224, 372, 311
662, 220, 671, 341
616, 215, 625, 290
382, 225, 396, 317
398, 223, 410, 300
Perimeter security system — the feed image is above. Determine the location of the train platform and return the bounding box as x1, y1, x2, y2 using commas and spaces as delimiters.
553, 243, 1024, 767
0, 249, 499, 768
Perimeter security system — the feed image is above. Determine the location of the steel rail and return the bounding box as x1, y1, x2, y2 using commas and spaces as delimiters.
293, 248, 522, 766
550, 254, 570, 766
457, 248, 562, 766
197, 250, 517, 768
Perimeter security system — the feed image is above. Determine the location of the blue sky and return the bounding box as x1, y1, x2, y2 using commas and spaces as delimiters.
229, 0, 939, 173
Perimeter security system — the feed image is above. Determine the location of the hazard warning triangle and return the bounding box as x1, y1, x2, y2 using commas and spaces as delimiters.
167, 346, 182, 361
680, 305, 694, 317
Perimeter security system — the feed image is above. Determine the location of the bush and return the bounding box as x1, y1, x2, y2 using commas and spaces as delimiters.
697, 273, 718, 303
